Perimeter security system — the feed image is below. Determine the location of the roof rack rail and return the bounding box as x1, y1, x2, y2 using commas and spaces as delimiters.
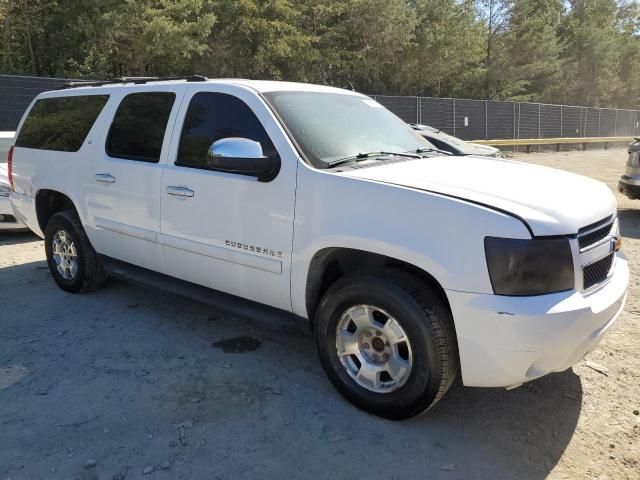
59, 75, 208, 89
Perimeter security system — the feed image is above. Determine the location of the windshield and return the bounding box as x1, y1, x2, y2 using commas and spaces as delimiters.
263, 92, 435, 167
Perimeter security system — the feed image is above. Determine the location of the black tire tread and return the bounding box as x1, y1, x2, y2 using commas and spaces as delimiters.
382, 269, 458, 410
316, 269, 459, 418
45, 209, 107, 293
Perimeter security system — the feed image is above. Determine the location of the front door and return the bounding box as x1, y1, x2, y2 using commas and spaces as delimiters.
159, 85, 297, 311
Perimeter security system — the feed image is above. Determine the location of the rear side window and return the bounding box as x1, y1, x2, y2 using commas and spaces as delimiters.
106, 92, 175, 163
15, 95, 109, 152
177, 92, 277, 168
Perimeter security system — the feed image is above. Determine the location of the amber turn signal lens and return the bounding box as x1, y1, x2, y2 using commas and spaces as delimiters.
614, 236, 622, 252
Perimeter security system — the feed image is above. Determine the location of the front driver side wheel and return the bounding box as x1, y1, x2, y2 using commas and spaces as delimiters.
315, 271, 458, 420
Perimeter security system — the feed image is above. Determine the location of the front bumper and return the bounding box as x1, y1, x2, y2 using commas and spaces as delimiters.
0, 194, 28, 231
447, 253, 629, 387
618, 177, 640, 199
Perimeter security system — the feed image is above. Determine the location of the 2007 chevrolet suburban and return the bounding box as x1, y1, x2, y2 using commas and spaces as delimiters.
8, 76, 628, 419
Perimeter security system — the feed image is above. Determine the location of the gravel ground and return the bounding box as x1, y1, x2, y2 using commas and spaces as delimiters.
1, 148, 639, 480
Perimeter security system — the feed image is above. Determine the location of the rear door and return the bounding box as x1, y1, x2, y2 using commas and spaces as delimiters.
159, 84, 297, 311
87, 87, 184, 272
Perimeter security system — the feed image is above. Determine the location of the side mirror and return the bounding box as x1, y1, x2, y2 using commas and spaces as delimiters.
207, 138, 279, 182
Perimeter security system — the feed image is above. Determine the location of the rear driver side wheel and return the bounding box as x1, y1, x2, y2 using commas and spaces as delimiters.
44, 210, 107, 293
315, 271, 458, 420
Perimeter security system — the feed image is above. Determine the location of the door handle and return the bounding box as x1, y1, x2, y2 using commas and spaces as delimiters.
95, 173, 115, 184
166, 186, 194, 197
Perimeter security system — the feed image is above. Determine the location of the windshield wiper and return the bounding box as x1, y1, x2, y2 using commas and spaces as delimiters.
327, 151, 422, 168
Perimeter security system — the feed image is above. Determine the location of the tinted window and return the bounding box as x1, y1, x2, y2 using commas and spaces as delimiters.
177, 92, 277, 168
424, 136, 457, 154
15, 95, 109, 152
107, 92, 175, 162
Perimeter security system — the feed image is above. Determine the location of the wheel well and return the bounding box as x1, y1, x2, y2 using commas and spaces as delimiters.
35, 190, 77, 233
305, 248, 451, 322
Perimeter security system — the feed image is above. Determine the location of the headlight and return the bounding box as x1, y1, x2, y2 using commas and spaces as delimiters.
485, 237, 574, 296
0, 183, 11, 197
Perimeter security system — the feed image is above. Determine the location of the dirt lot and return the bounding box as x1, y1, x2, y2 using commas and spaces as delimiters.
1, 148, 639, 480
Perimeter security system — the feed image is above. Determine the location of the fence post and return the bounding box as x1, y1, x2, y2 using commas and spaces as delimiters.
416, 97, 420, 124
615, 110, 618, 136
560, 105, 563, 138
485, 100, 488, 140
538, 103, 541, 152
512, 103, 516, 153
452, 98, 456, 136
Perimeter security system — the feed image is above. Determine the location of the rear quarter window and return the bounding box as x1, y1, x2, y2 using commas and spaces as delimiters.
15, 95, 109, 152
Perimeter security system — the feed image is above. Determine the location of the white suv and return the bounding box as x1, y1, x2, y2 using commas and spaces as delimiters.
9, 77, 628, 419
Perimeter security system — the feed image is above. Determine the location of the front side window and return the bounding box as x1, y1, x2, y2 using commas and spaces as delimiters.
263, 92, 434, 167
177, 92, 277, 168
15, 95, 109, 152
106, 92, 175, 162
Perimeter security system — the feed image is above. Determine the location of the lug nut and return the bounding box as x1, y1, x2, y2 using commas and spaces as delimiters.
366, 331, 372, 337
372, 354, 378, 361
363, 343, 370, 349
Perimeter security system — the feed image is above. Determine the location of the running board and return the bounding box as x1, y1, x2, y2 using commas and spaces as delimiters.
101, 256, 301, 325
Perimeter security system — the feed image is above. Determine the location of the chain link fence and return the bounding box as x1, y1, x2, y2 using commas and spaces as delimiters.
371, 95, 640, 141
2, 75, 639, 141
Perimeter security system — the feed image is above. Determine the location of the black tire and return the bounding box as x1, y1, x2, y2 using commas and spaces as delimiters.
44, 209, 107, 293
315, 271, 458, 420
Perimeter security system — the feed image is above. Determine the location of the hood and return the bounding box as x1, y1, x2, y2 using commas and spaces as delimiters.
340, 156, 616, 236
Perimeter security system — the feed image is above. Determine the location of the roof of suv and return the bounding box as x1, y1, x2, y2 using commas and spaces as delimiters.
48, 78, 362, 96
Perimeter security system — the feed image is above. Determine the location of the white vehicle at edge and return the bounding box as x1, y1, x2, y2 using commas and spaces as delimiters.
8, 77, 628, 419
0, 131, 27, 231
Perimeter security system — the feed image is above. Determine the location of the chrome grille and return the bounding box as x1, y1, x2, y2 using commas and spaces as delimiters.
577, 216, 614, 251
583, 253, 614, 290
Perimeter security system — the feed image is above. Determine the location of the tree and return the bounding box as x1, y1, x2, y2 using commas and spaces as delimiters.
196, 0, 314, 81
2, 0, 640, 109
80, 0, 216, 78
504, 0, 563, 102
303, 0, 417, 93
478, 0, 512, 98
0, 0, 58, 75
406, 0, 486, 98
611, 0, 640, 108
554, 0, 621, 106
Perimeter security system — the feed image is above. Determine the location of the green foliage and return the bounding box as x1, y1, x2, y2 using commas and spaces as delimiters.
504, 0, 563, 102
1, 0, 640, 107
